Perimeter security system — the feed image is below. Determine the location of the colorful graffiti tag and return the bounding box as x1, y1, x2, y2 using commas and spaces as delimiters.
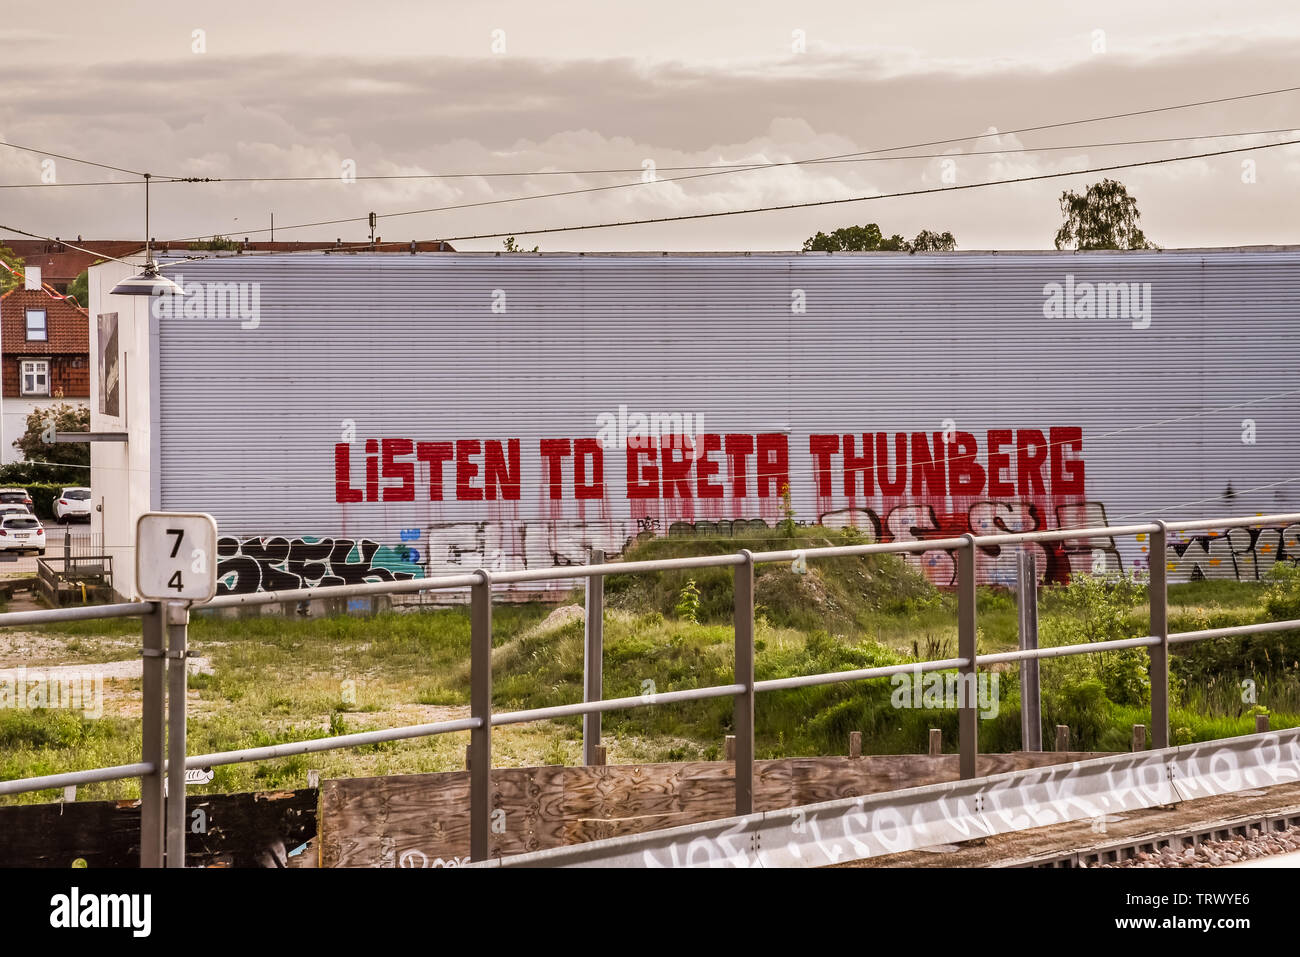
216, 516, 1300, 595
216, 536, 422, 596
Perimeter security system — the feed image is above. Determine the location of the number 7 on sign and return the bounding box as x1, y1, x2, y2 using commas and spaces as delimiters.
135, 513, 219, 602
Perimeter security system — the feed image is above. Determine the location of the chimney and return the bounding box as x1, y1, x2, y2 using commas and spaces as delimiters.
24, 266, 42, 290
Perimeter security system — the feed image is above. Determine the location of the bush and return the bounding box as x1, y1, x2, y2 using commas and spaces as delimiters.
24, 483, 70, 520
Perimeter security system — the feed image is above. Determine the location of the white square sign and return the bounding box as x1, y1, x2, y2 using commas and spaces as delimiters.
135, 512, 218, 602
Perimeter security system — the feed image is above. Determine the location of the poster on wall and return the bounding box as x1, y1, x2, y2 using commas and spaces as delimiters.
97, 311, 119, 418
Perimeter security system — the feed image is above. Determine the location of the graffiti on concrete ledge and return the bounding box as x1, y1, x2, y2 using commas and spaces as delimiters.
217, 536, 421, 596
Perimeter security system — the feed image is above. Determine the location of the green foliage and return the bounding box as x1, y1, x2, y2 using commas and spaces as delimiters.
802, 224, 956, 253
1264, 562, 1300, 621
502, 236, 539, 253
908, 229, 957, 252
1174, 562, 1300, 686
10, 403, 90, 483
1054, 178, 1158, 250
66, 269, 89, 307
188, 235, 240, 251
0, 243, 23, 295
674, 578, 701, 623
778, 483, 796, 536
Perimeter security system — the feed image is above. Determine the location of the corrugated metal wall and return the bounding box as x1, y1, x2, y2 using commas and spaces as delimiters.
152, 251, 1300, 594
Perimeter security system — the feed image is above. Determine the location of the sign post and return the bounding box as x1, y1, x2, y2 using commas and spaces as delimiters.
135, 512, 217, 868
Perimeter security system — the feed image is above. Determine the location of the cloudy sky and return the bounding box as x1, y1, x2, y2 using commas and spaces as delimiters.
2, 0, 1298, 251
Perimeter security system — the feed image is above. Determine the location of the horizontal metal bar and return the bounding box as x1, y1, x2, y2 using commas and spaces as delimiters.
956, 523, 1161, 549
977, 635, 1162, 666
749, 537, 973, 564
190, 512, 1300, 608
1169, 618, 1300, 645
754, 656, 970, 693
55, 431, 128, 443
0, 762, 155, 796
202, 573, 484, 608
185, 717, 482, 768
0, 601, 153, 628
490, 553, 749, 585
492, 684, 747, 726
1164, 512, 1300, 533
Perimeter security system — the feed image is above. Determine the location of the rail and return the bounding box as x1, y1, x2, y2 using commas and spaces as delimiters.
0, 511, 1298, 867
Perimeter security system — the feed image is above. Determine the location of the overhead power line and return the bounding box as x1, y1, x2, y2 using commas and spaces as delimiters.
166, 82, 1300, 243
0, 224, 143, 267
433, 138, 1300, 243
156, 136, 1300, 266
3, 127, 1295, 191
0, 139, 184, 181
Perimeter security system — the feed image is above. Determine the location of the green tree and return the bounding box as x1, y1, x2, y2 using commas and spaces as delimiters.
908, 229, 957, 252
0, 243, 25, 294
503, 236, 539, 253
1054, 179, 1158, 250
11, 403, 90, 480
802, 224, 956, 253
188, 235, 240, 251
67, 268, 89, 307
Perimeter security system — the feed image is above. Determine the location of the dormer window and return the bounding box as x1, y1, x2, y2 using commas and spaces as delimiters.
25, 309, 47, 341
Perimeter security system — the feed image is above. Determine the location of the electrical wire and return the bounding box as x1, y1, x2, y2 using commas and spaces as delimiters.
3, 127, 1297, 190
433, 137, 1300, 244
163, 82, 1300, 243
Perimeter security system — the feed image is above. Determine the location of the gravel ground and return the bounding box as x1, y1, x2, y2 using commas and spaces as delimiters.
1088, 824, 1300, 868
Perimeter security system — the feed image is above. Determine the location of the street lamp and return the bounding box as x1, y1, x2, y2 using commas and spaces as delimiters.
111, 174, 185, 297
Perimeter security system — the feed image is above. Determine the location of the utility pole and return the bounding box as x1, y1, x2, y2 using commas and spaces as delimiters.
369, 212, 377, 248
270, 212, 274, 242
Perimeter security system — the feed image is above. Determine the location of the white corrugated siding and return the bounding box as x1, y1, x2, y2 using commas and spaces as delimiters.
152, 251, 1300, 594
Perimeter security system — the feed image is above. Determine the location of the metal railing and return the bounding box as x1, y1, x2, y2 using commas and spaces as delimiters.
1, 511, 1299, 867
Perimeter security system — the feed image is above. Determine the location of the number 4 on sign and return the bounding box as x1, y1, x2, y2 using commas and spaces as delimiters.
135, 513, 219, 602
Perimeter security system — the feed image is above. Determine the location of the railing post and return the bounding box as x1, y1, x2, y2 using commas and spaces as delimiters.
139, 602, 165, 868
958, 534, 978, 780
1149, 521, 1169, 749
582, 548, 605, 767
733, 550, 755, 815
1017, 550, 1042, 751
165, 600, 189, 868
469, 570, 493, 862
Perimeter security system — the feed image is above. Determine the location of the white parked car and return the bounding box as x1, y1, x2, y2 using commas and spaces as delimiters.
54, 487, 92, 523
0, 515, 45, 554
0, 505, 32, 522
0, 487, 32, 510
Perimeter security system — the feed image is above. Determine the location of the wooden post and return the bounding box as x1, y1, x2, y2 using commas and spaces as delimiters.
465, 745, 471, 770
62, 786, 76, 803
849, 731, 862, 759
724, 735, 736, 761
593, 745, 607, 766
1255, 713, 1270, 734
1132, 724, 1146, 752
1055, 725, 1070, 752
929, 728, 942, 757
306, 770, 320, 788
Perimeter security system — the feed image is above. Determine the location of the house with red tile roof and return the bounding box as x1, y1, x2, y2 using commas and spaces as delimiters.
0, 267, 89, 464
